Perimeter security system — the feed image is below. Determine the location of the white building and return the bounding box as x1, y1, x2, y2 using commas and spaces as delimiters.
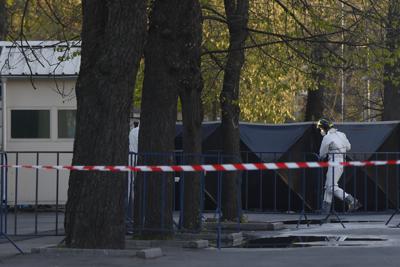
0, 41, 80, 151
0, 41, 80, 205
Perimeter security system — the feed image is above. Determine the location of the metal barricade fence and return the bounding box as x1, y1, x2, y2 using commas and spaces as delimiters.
240, 151, 322, 213
2, 151, 72, 236
331, 152, 400, 213
238, 151, 400, 215
0, 152, 24, 253
127, 152, 240, 237
0, 152, 6, 236
1, 150, 400, 240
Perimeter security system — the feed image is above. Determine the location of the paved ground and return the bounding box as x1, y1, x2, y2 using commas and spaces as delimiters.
1, 212, 400, 266
1, 246, 399, 267
3, 211, 64, 235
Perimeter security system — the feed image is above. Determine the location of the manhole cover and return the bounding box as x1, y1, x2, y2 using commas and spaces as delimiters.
283, 219, 384, 225
242, 235, 386, 248
242, 236, 328, 248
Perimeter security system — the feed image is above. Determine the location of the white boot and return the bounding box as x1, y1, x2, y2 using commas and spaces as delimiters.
345, 195, 362, 212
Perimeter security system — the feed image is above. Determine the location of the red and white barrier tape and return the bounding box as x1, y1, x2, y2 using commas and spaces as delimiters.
1, 160, 400, 172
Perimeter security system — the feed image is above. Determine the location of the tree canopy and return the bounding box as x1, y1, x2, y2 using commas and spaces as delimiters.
4, 0, 400, 122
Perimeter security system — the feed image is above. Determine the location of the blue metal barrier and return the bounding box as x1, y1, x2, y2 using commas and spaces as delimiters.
1, 150, 400, 247
240, 151, 321, 213
0, 153, 6, 236
2, 151, 71, 237
129, 151, 243, 249
0, 152, 23, 253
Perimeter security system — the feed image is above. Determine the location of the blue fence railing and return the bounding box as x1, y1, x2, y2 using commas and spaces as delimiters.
0, 151, 400, 247
0, 153, 7, 236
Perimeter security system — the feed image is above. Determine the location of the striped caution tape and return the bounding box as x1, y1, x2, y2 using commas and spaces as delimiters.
0, 159, 399, 172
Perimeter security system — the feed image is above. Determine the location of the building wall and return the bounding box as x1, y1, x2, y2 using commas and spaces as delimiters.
5, 78, 76, 152
3, 78, 76, 205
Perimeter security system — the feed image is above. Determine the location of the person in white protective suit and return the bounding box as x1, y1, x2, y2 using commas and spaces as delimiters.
317, 118, 362, 214
128, 122, 139, 210
129, 122, 139, 155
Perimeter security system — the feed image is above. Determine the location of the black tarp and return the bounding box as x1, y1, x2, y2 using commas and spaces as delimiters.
175, 122, 219, 150
335, 122, 399, 160
174, 121, 400, 212
175, 122, 317, 211
334, 122, 400, 211
238, 123, 317, 211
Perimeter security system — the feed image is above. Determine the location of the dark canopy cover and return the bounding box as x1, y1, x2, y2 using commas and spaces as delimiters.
174, 121, 400, 211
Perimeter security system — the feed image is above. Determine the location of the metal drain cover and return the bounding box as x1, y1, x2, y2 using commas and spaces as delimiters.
242, 235, 386, 248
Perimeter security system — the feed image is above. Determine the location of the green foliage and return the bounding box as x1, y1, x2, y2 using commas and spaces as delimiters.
201, 0, 313, 123
56, 47, 81, 62
6, 0, 81, 40
200, 0, 400, 122
133, 59, 144, 110
6, 0, 400, 122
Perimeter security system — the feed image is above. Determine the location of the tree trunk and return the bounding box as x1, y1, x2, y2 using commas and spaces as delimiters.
65, 0, 146, 249
177, 0, 203, 231
220, 0, 248, 221
305, 89, 324, 121
180, 96, 203, 230
305, 44, 325, 121
383, 0, 400, 120
0, 0, 7, 39
134, 0, 186, 238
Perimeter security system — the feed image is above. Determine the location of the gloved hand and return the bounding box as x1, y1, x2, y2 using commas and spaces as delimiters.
318, 155, 328, 162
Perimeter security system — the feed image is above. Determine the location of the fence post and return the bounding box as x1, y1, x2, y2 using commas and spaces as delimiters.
386, 152, 400, 226
34, 153, 39, 235
296, 153, 309, 228
216, 153, 222, 250
14, 153, 18, 235
375, 154, 378, 211
199, 155, 205, 230
55, 153, 60, 235
0, 152, 23, 253
236, 155, 241, 232
0, 153, 4, 235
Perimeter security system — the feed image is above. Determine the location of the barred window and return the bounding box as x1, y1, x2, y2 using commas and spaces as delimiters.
58, 110, 76, 139
11, 110, 50, 138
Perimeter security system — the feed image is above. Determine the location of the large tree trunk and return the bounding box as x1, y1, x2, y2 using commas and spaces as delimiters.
383, 0, 400, 120
134, 0, 184, 238
65, 0, 146, 249
178, 0, 203, 231
220, 0, 248, 221
180, 94, 203, 230
305, 88, 324, 121
0, 0, 7, 39
305, 44, 325, 121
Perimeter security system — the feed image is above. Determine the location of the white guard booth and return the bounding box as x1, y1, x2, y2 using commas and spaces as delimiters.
0, 41, 80, 206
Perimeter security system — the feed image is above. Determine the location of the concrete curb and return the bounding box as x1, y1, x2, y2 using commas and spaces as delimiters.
127, 239, 209, 249
226, 233, 244, 247
136, 248, 163, 259
182, 240, 209, 249
203, 232, 244, 247
204, 222, 286, 231
31, 247, 163, 259
31, 247, 137, 256
175, 232, 244, 247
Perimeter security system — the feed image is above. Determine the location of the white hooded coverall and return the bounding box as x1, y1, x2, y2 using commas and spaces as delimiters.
128, 126, 139, 204
129, 126, 139, 154
319, 128, 351, 204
